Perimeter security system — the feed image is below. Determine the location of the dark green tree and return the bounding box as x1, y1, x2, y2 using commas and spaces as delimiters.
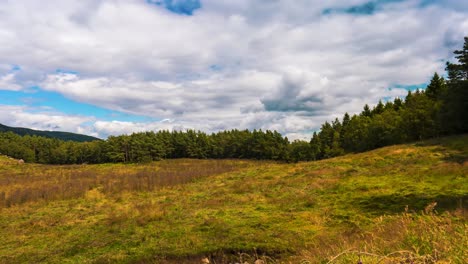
425, 72, 446, 100
440, 36, 468, 133
372, 100, 385, 115
361, 104, 372, 117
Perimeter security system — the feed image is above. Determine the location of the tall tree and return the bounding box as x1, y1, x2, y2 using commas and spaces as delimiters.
361, 104, 372, 117
440, 36, 468, 133
425, 72, 446, 100
451, 36, 468, 80
372, 100, 385, 115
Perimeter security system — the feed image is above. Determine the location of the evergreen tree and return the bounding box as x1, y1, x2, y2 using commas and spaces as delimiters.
401, 92, 436, 140
309, 132, 321, 160
452, 36, 468, 80
340, 113, 351, 147
440, 36, 468, 133
393, 97, 403, 111
361, 104, 372, 117
289, 140, 312, 162
425, 73, 446, 100
372, 100, 385, 115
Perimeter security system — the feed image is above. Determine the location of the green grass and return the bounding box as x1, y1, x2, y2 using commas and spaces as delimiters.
0, 135, 467, 263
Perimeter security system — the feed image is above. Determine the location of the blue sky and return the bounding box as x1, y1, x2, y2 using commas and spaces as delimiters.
0, 89, 153, 122
323, 0, 405, 15
147, 0, 201, 15
0, 0, 467, 139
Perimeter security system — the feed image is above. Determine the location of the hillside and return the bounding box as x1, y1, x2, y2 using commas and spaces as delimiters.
0, 123, 100, 142
0, 135, 466, 263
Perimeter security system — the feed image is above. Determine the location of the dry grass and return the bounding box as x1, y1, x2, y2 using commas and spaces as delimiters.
0, 135, 466, 263
299, 206, 467, 264
0, 159, 249, 208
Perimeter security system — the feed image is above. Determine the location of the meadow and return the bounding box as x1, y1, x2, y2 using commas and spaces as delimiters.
0, 135, 467, 263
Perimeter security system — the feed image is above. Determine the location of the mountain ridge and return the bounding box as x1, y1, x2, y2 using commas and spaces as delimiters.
0, 123, 100, 142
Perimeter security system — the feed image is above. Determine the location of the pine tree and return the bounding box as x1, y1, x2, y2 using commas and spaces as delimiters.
453, 36, 468, 80
373, 100, 384, 115
440, 36, 468, 133
309, 132, 321, 160
393, 97, 403, 111
361, 104, 372, 117
425, 72, 446, 100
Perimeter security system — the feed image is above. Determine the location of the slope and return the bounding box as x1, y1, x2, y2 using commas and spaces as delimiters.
0, 123, 100, 142
0, 135, 466, 263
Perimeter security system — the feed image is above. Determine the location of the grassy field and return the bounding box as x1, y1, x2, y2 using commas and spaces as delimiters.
0, 135, 467, 263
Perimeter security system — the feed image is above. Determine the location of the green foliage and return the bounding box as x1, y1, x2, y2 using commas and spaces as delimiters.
0, 128, 292, 164
361, 104, 372, 117
425, 72, 446, 100
289, 140, 313, 162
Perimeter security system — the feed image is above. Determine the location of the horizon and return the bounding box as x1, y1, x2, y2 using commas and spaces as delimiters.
1, 0, 467, 140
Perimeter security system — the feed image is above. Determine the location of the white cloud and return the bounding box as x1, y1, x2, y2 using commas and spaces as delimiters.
0, 104, 98, 137
0, 73, 21, 91
0, 0, 467, 140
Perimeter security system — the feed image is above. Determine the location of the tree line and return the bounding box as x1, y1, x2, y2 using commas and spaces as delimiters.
308, 37, 467, 160
0, 129, 289, 164
1, 37, 467, 164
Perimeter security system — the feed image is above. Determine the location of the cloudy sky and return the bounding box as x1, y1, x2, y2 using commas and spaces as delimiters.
0, 0, 467, 140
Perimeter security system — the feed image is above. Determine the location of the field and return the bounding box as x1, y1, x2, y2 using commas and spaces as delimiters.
0, 135, 467, 263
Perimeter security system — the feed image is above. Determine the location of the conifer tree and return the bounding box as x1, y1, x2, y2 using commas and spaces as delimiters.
425, 72, 446, 100
361, 104, 372, 117
440, 36, 468, 133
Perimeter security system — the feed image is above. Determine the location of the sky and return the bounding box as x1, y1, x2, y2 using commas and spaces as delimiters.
0, 0, 467, 140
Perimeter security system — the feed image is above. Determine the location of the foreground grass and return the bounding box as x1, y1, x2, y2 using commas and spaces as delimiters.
0, 135, 467, 263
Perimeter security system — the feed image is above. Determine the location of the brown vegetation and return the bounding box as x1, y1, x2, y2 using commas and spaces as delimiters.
0, 159, 249, 208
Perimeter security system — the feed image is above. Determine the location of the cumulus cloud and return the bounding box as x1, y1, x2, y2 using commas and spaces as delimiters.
0, 73, 22, 91
0, 104, 98, 136
0, 0, 467, 140
261, 68, 328, 114
40, 70, 278, 118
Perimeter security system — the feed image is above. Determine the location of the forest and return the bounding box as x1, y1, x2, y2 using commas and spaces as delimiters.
1, 37, 467, 164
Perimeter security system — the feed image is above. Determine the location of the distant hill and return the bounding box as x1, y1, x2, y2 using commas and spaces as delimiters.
0, 123, 101, 142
